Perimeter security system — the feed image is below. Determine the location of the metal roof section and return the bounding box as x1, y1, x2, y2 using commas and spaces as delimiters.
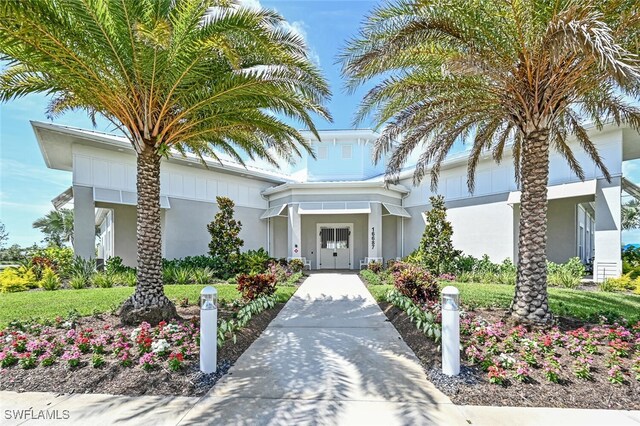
622, 177, 640, 201
260, 204, 287, 219
507, 180, 597, 204
51, 186, 73, 210
261, 181, 410, 196
298, 201, 372, 215
382, 203, 411, 218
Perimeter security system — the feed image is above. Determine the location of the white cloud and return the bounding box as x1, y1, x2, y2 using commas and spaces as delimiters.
0, 158, 71, 188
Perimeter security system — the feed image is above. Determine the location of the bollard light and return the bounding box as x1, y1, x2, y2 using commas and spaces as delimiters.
441, 286, 460, 376
200, 286, 218, 374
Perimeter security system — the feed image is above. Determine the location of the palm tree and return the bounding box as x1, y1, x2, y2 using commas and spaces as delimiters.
1, 0, 331, 324
342, 0, 640, 323
33, 209, 75, 247
622, 200, 640, 230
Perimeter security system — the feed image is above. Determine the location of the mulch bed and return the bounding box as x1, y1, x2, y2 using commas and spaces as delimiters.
379, 302, 639, 410
0, 303, 284, 397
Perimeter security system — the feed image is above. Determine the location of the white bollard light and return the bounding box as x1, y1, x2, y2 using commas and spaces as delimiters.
441, 286, 460, 376
200, 286, 218, 374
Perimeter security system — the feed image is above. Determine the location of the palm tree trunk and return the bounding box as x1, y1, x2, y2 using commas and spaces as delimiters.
119, 144, 176, 325
511, 127, 553, 324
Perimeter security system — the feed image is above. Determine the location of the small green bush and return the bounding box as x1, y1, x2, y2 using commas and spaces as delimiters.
105, 256, 134, 274
69, 256, 96, 281
172, 267, 193, 285
0, 268, 32, 292
92, 273, 115, 288
360, 269, 382, 285
69, 275, 87, 290
599, 274, 637, 292
112, 270, 137, 287
547, 257, 584, 289
192, 267, 215, 284
245, 248, 272, 274
237, 272, 277, 300
39, 267, 61, 291
367, 261, 382, 274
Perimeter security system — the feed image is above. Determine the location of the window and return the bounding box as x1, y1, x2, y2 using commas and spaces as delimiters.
342, 144, 352, 159
317, 146, 328, 160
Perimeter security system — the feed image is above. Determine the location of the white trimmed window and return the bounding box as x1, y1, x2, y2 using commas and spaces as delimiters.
342, 144, 352, 159
317, 146, 328, 160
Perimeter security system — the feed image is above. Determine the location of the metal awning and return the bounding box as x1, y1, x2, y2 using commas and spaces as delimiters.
52, 187, 73, 210
622, 177, 640, 201
260, 204, 287, 219
382, 203, 411, 218
298, 201, 371, 215
507, 180, 597, 204
93, 187, 171, 209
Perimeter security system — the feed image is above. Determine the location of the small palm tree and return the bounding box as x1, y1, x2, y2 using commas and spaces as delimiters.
622, 200, 640, 230
1, 0, 331, 323
342, 0, 640, 323
33, 209, 75, 247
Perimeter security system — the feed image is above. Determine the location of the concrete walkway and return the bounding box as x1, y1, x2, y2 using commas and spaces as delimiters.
2, 273, 639, 425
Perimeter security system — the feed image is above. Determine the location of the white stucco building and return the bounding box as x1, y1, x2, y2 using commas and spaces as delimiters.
33, 120, 640, 281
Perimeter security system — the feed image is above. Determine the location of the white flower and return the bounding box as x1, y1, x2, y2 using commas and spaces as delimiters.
63, 321, 73, 329
164, 324, 180, 334
151, 339, 170, 354
130, 328, 141, 341
5, 335, 13, 343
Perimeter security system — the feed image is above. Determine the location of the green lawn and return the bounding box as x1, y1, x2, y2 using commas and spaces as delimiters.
368, 282, 640, 322
0, 285, 297, 328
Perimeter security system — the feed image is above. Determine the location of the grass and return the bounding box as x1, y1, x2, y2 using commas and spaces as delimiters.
367, 282, 640, 323
0, 284, 297, 328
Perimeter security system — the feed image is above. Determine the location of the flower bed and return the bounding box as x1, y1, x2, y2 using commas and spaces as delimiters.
0, 296, 285, 396
378, 288, 640, 409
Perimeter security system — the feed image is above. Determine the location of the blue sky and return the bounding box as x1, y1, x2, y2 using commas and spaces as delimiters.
1, 0, 640, 246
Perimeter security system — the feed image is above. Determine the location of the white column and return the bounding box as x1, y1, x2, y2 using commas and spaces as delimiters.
594, 177, 621, 282
368, 202, 383, 259
73, 185, 96, 259
287, 204, 301, 257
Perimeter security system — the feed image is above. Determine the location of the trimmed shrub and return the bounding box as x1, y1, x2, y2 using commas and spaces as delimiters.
360, 269, 383, 285
393, 264, 440, 305
237, 272, 277, 300
599, 274, 637, 292
105, 256, 134, 274
39, 267, 61, 291
0, 268, 32, 293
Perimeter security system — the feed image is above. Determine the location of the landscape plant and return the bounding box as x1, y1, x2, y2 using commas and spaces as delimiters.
208, 197, 244, 270
236, 272, 277, 301
409, 195, 460, 275
342, 0, 640, 324
0, 0, 331, 324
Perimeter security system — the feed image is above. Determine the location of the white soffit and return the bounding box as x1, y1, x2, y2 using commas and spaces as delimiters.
382, 203, 411, 218
260, 204, 287, 219
507, 180, 597, 204
93, 187, 171, 209
298, 201, 371, 215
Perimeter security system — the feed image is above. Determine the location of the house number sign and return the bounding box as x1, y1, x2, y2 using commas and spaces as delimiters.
371, 227, 375, 249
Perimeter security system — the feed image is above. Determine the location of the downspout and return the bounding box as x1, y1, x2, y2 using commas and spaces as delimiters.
261, 191, 270, 254
401, 192, 409, 258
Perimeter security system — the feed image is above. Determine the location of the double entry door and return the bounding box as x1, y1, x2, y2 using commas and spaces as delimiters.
318, 224, 352, 269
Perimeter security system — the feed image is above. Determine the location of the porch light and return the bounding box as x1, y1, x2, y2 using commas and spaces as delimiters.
441, 286, 460, 376
200, 286, 218, 374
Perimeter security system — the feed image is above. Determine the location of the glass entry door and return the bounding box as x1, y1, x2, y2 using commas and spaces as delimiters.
319, 226, 351, 269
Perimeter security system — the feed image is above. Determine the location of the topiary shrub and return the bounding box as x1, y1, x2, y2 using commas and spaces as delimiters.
237, 272, 277, 301
393, 264, 440, 305
207, 196, 244, 266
